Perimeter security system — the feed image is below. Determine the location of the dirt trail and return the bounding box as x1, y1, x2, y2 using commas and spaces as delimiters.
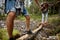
0, 20, 59, 40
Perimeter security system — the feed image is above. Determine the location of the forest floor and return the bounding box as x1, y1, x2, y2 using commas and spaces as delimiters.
0, 14, 60, 40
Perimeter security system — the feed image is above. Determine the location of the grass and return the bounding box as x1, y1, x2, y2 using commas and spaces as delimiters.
30, 14, 41, 21
0, 28, 20, 40
0, 28, 8, 40
48, 14, 59, 23
16, 13, 59, 23
16, 15, 25, 21
16, 14, 42, 21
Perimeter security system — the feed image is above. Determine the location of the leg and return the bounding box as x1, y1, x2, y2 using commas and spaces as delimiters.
44, 12, 48, 26
42, 13, 45, 24
25, 15, 30, 31
45, 12, 48, 23
25, 15, 33, 34
22, 7, 32, 34
6, 12, 16, 38
39, 13, 45, 26
5, 0, 20, 40
22, 6, 30, 31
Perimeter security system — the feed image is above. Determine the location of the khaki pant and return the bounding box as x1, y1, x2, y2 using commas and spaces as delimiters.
42, 12, 48, 23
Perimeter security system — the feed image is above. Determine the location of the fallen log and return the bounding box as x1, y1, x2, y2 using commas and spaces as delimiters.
16, 25, 43, 40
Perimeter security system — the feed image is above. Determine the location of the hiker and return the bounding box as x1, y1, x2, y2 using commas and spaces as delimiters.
5, 0, 32, 40
35, 0, 49, 26
41, 2, 49, 26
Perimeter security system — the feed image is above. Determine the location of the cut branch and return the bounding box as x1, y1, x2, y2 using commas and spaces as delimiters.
17, 25, 43, 40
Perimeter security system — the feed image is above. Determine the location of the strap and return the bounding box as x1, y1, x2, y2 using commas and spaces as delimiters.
4, 0, 7, 13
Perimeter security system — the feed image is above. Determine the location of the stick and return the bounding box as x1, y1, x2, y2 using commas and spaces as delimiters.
16, 25, 43, 40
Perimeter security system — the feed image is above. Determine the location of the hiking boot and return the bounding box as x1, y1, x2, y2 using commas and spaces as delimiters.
13, 34, 21, 39
9, 34, 20, 40
9, 37, 16, 40
23, 30, 33, 35
26, 30, 33, 34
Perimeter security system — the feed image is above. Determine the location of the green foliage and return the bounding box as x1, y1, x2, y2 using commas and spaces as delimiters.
0, 28, 19, 40
0, 28, 8, 40
0, 14, 7, 20
49, 16, 60, 35
16, 15, 25, 21
27, 0, 41, 15
27, 0, 60, 16
13, 29, 20, 36
0, 29, 3, 40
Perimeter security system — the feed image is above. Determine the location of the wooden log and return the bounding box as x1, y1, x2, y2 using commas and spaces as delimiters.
16, 25, 43, 40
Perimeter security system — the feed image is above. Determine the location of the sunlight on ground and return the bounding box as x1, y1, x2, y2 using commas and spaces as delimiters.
0, 28, 19, 40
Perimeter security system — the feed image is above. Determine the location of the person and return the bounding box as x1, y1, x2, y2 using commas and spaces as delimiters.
35, 0, 49, 26
41, 2, 49, 26
5, 0, 32, 40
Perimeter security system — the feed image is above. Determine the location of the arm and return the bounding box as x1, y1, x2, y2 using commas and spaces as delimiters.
35, 0, 40, 6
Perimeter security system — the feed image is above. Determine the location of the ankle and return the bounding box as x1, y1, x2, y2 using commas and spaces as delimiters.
26, 30, 33, 34
26, 28, 30, 31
